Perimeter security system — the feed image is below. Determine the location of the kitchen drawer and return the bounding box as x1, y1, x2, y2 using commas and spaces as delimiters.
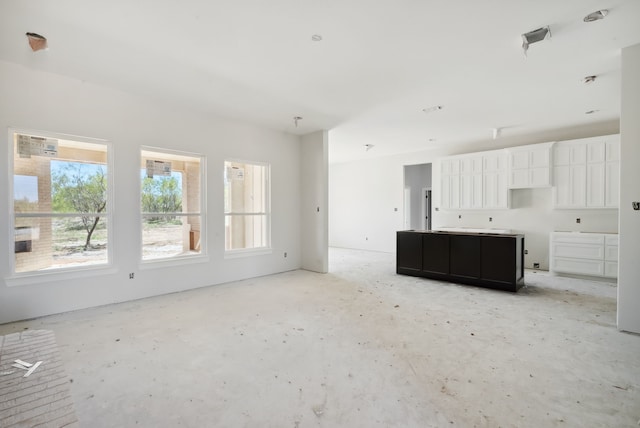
552, 242, 604, 260
551, 233, 604, 246
605, 261, 618, 278
605, 245, 618, 262
552, 258, 604, 276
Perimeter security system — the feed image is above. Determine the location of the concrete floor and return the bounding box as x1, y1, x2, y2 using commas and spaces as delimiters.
1, 248, 639, 427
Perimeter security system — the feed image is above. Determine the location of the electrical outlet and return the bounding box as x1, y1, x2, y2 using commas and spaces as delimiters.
129, 273, 135, 279
489, 217, 493, 222
458, 215, 462, 219
524, 249, 528, 255
576, 218, 581, 224
533, 263, 540, 269
284, 252, 287, 258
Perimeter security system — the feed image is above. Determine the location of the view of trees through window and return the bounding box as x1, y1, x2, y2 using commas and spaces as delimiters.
141, 149, 203, 261
51, 161, 107, 251
11, 133, 204, 274
12, 132, 111, 273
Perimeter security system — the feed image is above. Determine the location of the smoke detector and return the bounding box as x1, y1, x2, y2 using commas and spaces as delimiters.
584, 10, 608, 22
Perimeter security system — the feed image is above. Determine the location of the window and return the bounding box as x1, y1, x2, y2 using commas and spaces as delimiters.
10, 130, 111, 274
224, 160, 270, 253
141, 148, 204, 261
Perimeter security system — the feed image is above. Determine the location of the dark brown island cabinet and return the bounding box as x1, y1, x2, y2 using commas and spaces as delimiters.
397, 230, 525, 292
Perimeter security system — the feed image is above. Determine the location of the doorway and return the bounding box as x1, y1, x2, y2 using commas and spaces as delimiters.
403, 163, 432, 230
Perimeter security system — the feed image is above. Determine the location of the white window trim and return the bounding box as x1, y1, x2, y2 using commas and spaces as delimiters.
139, 146, 207, 265
224, 158, 272, 256
5, 128, 114, 282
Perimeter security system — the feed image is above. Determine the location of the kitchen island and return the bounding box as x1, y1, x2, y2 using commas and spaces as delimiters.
397, 230, 525, 292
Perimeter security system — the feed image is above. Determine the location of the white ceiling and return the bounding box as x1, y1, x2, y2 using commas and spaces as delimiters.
2, 1, 640, 163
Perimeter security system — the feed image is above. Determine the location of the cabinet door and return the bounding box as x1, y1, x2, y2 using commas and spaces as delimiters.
587, 163, 605, 207
481, 237, 516, 283
422, 233, 450, 274
553, 165, 571, 207
571, 144, 587, 164
554, 144, 571, 166
495, 171, 509, 208
397, 233, 422, 272
460, 174, 472, 209
450, 235, 481, 279
450, 175, 460, 209
530, 147, 550, 168
530, 167, 550, 187
483, 172, 498, 208
509, 169, 530, 188
587, 142, 606, 163
605, 161, 619, 207
510, 151, 529, 169
606, 140, 620, 162
471, 173, 483, 209
569, 164, 586, 207
440, 173, 451, 209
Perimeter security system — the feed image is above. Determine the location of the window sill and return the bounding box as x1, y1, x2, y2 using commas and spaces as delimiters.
224, 248, 273, 259
139, 254, 210, 270
5, 265, 119, 287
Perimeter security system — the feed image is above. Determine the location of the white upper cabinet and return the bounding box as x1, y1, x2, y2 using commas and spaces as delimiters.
482, 151, 509, 209
507, 142, 553, 189
438, 150, 508, 210
552, 135, 619, 209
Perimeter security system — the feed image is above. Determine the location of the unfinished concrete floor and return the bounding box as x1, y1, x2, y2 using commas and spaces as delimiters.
1, 248, 639, 427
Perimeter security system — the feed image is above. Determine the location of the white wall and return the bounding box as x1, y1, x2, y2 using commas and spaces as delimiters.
329, 155, 405, 252
0, 60, 302, 323
301, 131, 328, 273
329, 132, 619, 270
618, 43, 640, 334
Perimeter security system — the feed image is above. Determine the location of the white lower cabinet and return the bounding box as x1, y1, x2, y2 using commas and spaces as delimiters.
550, 232, 618, 278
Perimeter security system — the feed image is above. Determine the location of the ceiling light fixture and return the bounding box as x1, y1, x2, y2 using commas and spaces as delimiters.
583, 10, 608, 22
25, 32, 47, 52
293, 116, 302, 127
311, 34, 323, 42
422, 105, 443, 114
521, 26, 551, 56
583, 75, 597, 84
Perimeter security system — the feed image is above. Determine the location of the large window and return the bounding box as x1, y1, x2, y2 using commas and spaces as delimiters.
10, 130, 111, 274
224, 160, 270, 253
141, 148, 204, 261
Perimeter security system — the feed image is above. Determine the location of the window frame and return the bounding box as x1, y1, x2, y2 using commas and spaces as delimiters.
6, 128, 115, 285
139, 146, 207, 266
224, 158, 272, 258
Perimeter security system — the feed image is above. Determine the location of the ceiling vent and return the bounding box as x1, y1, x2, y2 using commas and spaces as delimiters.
521, 26, 551, 56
